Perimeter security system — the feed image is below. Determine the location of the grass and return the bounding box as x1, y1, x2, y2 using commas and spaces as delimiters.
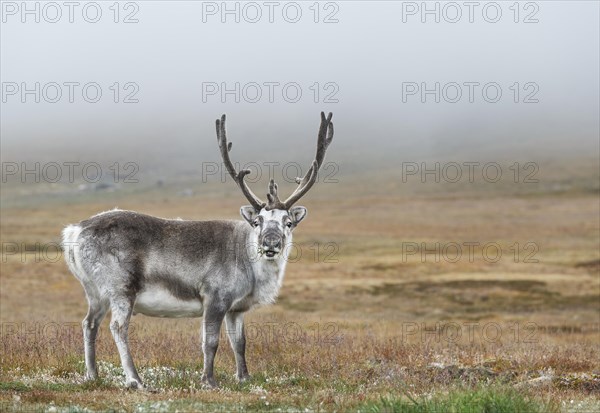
364, 386, 559, 413
1, 158, 599, 411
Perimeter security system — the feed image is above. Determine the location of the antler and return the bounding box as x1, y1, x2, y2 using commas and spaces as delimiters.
216, 115, 266, 211
215, 112, 334, 211
276, 111, 334, 210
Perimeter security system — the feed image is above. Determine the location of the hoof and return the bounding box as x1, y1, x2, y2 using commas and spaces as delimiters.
84, 372, 98, 382
237, 373, 251, 383
125, 379, 144, 390
201, 375, 219, 389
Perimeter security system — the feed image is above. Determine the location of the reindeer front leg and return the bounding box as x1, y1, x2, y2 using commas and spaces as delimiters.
225, 311, 250, 382
201, 299, 227, 388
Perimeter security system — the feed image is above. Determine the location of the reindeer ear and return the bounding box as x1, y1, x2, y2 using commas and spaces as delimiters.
240, 206, 259, 225
289, 206, 307, 225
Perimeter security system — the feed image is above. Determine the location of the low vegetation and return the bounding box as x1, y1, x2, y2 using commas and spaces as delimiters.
1, 159, 599, 411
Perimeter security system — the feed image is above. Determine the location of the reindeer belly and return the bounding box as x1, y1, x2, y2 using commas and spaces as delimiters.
133, 287, 203, 318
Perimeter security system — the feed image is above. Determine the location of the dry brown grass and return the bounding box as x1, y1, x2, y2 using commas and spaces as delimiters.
1, 166, 599, 411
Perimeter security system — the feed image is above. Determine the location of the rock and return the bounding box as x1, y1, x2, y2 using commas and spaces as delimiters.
516, 375, 553, 389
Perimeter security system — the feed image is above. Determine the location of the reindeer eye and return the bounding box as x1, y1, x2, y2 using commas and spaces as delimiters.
286, 221, 293, 228
253, 219, 260, 227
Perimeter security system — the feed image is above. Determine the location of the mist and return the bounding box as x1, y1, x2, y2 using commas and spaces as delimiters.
1, 1, 598, 172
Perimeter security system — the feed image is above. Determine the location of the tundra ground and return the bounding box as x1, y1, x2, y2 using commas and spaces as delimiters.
1, 159, 599, 412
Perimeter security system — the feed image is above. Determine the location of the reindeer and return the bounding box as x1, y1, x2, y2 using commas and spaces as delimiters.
62, 112, 334, 389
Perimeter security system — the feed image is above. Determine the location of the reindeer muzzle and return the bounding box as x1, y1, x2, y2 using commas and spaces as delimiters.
261, 233, 282, 257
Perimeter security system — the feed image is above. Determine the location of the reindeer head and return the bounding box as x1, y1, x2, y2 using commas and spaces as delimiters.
215, 112, 334, 259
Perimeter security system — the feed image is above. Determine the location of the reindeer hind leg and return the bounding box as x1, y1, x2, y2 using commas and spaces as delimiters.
109, 295, 143, 389
82, 290, 109, 381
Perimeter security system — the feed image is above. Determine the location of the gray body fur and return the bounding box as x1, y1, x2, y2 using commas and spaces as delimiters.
62, 208, 291, 388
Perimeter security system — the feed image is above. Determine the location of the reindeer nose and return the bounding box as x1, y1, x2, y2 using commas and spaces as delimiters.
263, 234, 281, 250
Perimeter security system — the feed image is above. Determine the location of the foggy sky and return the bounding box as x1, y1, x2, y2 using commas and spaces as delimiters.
1, 1, 598, 169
